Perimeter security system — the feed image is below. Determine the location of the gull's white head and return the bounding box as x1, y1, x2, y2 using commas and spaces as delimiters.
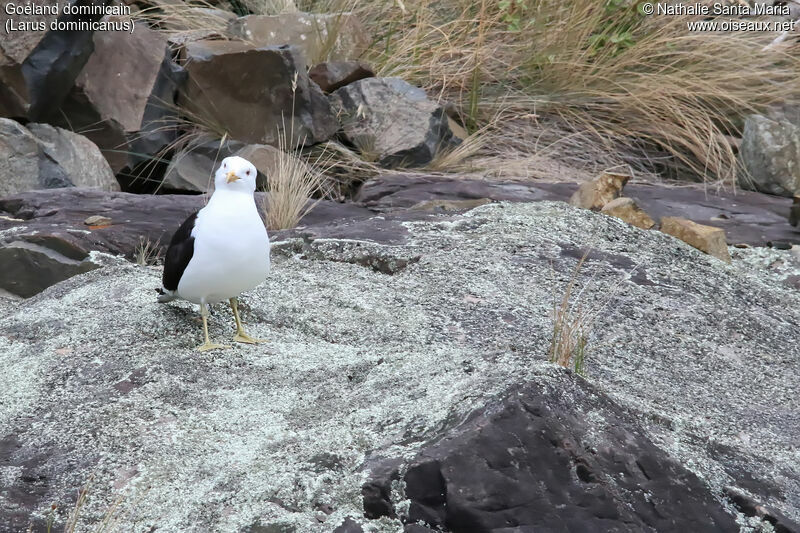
214, 156, 258, 192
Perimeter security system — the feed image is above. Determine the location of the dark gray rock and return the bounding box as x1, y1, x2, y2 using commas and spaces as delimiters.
364, 378, 737, 532
161, 137, 246, 193
330, 78, 461, 168
740, 113, 800, 197
0, 118, 118, 196
179, 40, 339, 148
0, 0, 98, 121
47, 21, 179, 175
0, 239, 99, 298
309, 61, 374, 93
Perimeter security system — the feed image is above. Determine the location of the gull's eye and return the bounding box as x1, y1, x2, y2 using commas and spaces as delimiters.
246, 170, 251, 176
223, 163, 227, 169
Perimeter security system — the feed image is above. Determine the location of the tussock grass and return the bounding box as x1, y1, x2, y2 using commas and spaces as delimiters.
347, 0, 800, 186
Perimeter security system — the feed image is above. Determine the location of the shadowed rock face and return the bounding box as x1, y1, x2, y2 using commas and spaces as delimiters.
0, 202, 798, 532
363, 378, 738, 532
179, 41, 338, 148
331, 78, 461, 168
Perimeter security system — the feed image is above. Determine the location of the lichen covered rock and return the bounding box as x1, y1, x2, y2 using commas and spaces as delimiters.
0, 202, 798, 531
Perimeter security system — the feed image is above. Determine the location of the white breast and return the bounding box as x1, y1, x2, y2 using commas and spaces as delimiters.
177, 191, 270, 304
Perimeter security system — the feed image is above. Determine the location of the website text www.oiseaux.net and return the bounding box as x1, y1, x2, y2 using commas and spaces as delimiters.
640, 2, 797, 32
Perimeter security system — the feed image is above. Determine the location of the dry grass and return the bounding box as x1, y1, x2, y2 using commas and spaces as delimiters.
549, 252, 592, 375
344, 0, 800, 187
134, 237, 162, 266
132, 0, 800, 188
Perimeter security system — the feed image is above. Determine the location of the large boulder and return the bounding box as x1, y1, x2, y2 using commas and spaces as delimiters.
0, 0, 99, 120
740, 113, 800, 196
330, 78, 461, 168
0, 118, 118, 196
47, 18, 183, 176
228, 12, 369, 66
363, 379, 737, 531
0, 202, 798, 531
179, 40, 338, 148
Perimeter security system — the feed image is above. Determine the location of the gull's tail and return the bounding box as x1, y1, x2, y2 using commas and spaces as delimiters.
156, 287, 177, 303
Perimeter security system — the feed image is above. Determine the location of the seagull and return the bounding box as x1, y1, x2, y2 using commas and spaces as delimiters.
157, 156, 270, 351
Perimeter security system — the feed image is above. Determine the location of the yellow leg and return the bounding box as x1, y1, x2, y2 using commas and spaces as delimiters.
196, 303, 229, 352
230, 297, 266, 344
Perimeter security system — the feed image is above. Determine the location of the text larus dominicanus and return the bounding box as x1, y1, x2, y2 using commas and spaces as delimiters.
157, 156, 270, 351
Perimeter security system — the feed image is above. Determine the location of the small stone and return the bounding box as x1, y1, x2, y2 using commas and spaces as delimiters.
569, 171, 631, 211
733, 243, 751, 249
660, 217, 731, 263
600, 197, 655, 229
84, 215, 112, 226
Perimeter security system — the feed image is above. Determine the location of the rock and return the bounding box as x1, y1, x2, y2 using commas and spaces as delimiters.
790, 195, 800, 227
660, 216, 731, 263
162, 137, 245, 192
364, 378, 737, 531
740, 113, 800, 196
0, 118, 118, 196
0, 239, 99, 298
409, 198, 491, 212
569, 171, 631, 210
0, 0, 97, 120
228, 12, 369, 66
600, 196, 655, 229
83, 215, 112, 226
179, 40, 338, 148
48, 19, 183, 175
1, 202, 799, 530
309, 61, 374, 93
331, 78, 461, 168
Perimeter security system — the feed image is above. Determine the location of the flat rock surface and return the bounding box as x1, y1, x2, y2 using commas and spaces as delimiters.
0, 188, 374, 260
0, 202, 798, 532
358, 174, 800, 245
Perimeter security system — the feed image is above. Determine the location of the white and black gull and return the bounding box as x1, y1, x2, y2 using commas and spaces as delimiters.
157, 156, 270, 351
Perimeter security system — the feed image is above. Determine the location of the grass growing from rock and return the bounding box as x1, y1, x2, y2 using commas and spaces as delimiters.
549, 252, 591, 375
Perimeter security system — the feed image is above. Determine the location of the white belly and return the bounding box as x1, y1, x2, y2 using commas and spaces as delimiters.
177, 195, 270, 305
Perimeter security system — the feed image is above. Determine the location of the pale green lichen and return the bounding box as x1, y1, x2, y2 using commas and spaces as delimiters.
0, 202, 798, 532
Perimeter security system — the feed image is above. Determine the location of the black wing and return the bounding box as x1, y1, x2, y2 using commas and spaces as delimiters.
162, 211, 199, 291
